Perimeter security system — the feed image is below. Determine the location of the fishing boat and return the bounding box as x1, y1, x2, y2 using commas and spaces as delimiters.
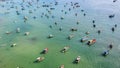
81, 36, 88, 42
68, 34, 74, 40
5, 31, 11, 34
74, 56, 81, 64
70, 27, 77, 31
59, 65, 64, 68
87, 39, 96, 45
41, 48, 48, 54
85, 31, 90, 35
61, 46, 70, 53
11, 43, 16, 47
16, 28, 20, 33
102, 50, 109, 57
36, 57, 45, 62
24, 32, 30, 36
48, 34, 54, 38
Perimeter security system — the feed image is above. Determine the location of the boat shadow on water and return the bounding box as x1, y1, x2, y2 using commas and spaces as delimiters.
33, 60, 40, 63
29, 37, 38, 42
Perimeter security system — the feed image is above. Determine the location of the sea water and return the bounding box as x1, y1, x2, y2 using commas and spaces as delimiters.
0, 0, 120, 68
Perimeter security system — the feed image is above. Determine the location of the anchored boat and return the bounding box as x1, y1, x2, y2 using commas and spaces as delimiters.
87, 39, 96, 45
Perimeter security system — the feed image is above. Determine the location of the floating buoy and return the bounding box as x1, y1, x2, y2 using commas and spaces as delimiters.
111, 27, 115, 32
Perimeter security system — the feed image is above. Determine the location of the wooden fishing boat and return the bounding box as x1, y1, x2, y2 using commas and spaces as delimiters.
87, 39, 96, 45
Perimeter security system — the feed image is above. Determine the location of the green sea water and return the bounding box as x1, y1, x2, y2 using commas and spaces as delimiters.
0, 0, 120, 68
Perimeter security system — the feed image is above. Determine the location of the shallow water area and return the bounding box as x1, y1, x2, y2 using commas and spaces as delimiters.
0, 0, 120, 68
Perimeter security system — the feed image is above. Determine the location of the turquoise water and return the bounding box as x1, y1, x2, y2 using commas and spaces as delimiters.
0, 0, 120, 68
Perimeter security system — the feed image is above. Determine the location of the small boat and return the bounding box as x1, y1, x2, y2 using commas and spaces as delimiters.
61, 46, 70, 53
111, 27, 115, 32
59, 65, 64, 68
48, 34, 54, 38
68, 34, 74, 40
17, 67, 20, 68
11, 43, 16, 47
85, 31, 90, 35
70, 28, 77, 31
41, 48, 48, 54
36, 57, 45, 62
76, 21, 80, 24
93, 24, 96, 28
24, 16, 28, 20
54, 22, 57, 25
113, 0, 117, 2
87, 39, 96, 45
108, 43, 113, 49
102, 50, 109, 57
16, 28, 20, 33
24, 32, 30, 36
61, 17, 64, 20
59, 27, 63, 31
74, 56, 81, 64
5, 31, 11, 34
29, 10, 33, 13
109, 14, 115, 18
97, 30, 101, 34
81, 36, 88, 42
